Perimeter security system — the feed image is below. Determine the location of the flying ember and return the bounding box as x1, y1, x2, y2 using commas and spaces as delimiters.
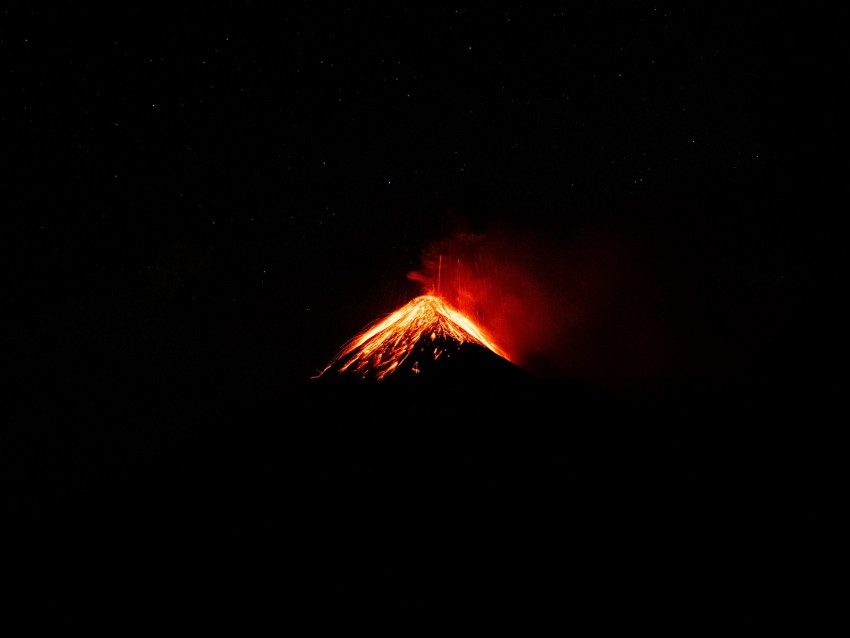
315, 295, 508, 381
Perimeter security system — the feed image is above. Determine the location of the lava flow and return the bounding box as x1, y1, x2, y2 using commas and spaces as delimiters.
315, 295, 509, 381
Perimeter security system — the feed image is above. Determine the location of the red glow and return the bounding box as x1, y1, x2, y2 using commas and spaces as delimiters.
406, 217, 745, 393
318, 213, 745, 392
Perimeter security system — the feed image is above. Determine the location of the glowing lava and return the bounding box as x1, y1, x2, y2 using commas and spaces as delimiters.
315, 295, 508, 381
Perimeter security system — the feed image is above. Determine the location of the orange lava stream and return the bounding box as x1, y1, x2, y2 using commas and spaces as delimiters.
317, 295, 507, 380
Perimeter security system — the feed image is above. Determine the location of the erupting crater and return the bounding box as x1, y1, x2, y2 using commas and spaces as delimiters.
314, 295, 518, 383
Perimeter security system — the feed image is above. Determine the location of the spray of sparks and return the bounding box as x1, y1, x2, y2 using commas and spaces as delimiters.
316, 295, 508, 381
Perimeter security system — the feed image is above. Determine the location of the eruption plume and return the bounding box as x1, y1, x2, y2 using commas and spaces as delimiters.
315, 207, 741, 391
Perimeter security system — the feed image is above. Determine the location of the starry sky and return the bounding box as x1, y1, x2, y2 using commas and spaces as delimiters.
9, 4, 844, 460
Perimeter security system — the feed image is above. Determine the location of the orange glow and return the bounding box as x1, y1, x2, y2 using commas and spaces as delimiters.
316, 295, 508, 381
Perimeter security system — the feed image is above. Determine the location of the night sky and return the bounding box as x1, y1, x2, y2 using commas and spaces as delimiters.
7, 4, 846, 517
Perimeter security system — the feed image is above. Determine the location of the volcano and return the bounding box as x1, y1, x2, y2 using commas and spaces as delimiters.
313, 294, 532, 385
13, 296, 827, 623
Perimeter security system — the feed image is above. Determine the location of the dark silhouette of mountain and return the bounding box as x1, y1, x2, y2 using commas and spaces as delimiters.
5, 347, 845, 624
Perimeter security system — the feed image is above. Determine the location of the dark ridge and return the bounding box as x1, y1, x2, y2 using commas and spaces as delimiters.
6, 361, 844, 621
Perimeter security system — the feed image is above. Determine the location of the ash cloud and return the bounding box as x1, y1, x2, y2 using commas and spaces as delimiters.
407, 213, 764, 397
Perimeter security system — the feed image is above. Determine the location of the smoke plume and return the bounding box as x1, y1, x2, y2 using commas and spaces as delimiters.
407, 214, 753, 397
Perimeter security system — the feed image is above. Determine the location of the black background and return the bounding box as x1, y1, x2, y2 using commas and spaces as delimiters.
4, 2, 847, 616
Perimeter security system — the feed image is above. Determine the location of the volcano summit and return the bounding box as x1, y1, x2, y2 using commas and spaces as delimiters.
313, 295, 531, 385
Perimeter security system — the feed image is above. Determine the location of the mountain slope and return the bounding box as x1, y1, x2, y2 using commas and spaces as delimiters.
314, 294, 521, 383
